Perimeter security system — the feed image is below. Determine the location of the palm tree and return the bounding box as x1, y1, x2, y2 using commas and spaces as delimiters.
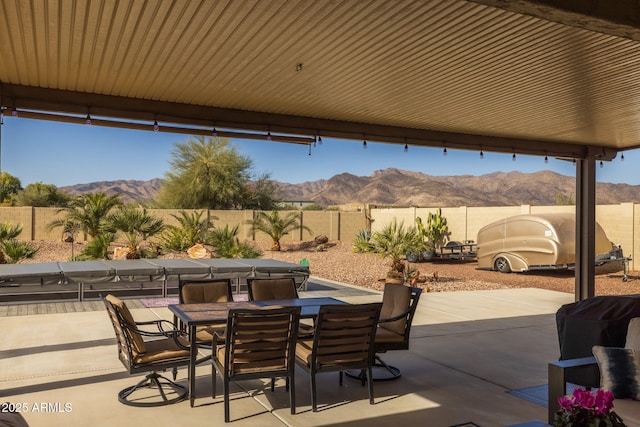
48, 193, 121, 239
105, 205, 165, 258
247, 210, 311, 251
371, 219, 421, 274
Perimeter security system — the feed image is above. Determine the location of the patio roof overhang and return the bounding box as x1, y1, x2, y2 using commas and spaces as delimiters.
2, 0, 640, 299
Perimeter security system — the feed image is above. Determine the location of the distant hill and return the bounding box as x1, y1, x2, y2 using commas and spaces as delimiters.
61, 179, 163, 204
59, 170, 640, 207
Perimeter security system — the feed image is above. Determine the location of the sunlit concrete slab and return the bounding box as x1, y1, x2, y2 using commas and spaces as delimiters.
0, 286, 574, 426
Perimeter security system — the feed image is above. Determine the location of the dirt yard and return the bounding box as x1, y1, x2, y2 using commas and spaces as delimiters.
23, 239, 639, 297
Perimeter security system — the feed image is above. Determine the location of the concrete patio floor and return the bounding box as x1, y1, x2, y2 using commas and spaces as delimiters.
0, 278, 573, 427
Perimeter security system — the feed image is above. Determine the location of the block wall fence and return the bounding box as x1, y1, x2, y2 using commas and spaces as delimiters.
1, 204, 637, 270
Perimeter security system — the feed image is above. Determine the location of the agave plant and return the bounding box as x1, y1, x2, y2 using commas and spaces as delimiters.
104, 206, 164, 259
352, 228, 375, 253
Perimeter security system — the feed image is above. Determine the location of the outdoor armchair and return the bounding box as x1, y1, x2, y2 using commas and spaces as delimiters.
211, 306, 301, 422
295, 303, 382, 412
102, 294, 191, 407
373, 283, 422, 380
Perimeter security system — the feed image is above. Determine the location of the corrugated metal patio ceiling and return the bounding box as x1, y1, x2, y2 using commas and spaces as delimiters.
1, 0, 640, 158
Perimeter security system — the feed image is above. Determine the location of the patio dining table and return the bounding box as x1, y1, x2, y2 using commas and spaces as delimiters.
168, 297, 346, 407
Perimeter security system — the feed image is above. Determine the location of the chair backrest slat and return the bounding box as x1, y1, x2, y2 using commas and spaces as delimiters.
224, 307, 300, 377
310, 303, 382, 369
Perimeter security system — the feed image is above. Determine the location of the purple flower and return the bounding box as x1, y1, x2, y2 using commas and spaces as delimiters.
558, 395, 574, 411
594, 389, 614, 415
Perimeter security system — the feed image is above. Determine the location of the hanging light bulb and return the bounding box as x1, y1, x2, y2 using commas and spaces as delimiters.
85, 114, 92, 125
308, 144, 312, 156
600, 160, 604, 168
153, 120, 159, 132
480, 150, 484, 159
363, 139, 367, 149
544, 155, 548, 164
621, 153, 625, 162
317, 135, 323, 145
212, 126, 217, 137
443, 147, 447, 156
11, 107, 17, 117
512, 153, 516, 161
404, 144, 409, 153
267, 129, 272, 141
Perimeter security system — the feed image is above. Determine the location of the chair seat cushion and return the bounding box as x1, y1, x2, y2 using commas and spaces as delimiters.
216, 345, 288, 374
195, 324, 226, 343
295, 338, 369, 367
135, 337, 190, 364
375, 327, 405, 344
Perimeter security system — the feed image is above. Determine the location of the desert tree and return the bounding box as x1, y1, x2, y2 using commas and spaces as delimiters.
0, 172, 22, 205
14, 182, 70, 207
154, 136, 280, 209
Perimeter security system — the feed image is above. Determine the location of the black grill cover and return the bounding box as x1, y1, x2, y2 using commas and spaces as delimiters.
556, 295, 640, 360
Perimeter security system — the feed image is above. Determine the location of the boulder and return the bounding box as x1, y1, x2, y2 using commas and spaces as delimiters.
187, 243, 210, 259
113, 247, 129, 260
314, 235, 329, 244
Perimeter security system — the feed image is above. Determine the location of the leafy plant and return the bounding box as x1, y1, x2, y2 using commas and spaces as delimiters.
371, 219, 421, 273
0, 222, 30, 263
247, 210, 312, 251
207, 224, 261, 258
104, 205, 165, 259
352, 228, 375, 253
76, 232, 115, 260
159, 209, 215, 251
48, 193, 121, 239
0, 239, 38, 263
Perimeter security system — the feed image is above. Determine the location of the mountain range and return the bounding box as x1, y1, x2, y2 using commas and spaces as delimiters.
59, 169, 640, 207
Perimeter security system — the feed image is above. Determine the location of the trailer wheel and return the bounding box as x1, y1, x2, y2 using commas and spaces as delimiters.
494, 257, 511, 273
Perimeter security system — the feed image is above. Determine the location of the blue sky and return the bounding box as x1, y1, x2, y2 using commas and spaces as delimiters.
1, 116, 636, 187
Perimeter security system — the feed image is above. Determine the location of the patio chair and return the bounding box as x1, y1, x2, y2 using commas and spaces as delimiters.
211, 306, 301, 422
295, 303, 382, 412
347, 283, 423, 382
246, 277, 299, 300
247, 277, 314, 336
177, 279, 233, 346
102, 294, 191, 407
373, 283, 423, 380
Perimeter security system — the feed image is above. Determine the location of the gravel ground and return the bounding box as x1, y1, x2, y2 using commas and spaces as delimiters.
24, 240, 640, 296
